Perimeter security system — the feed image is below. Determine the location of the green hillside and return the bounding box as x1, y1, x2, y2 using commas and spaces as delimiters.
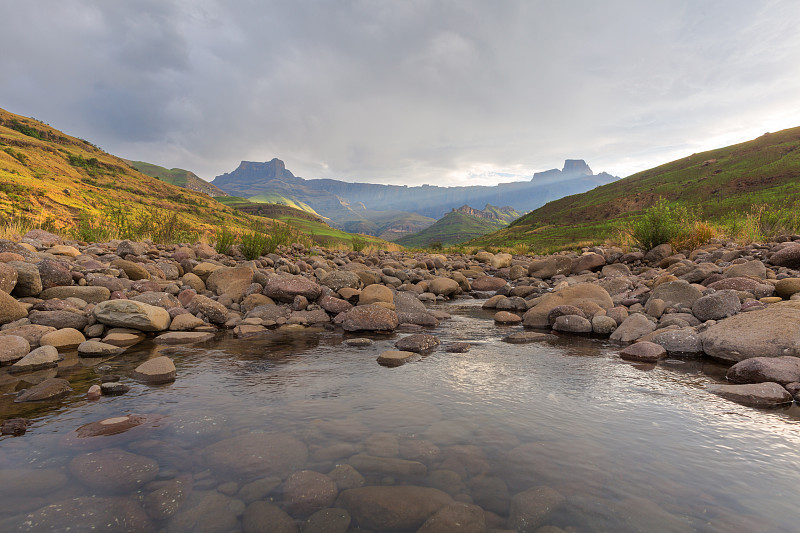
472, 126, 800, 251
396, 210, 509, 248
127, 160, 226, 197
247, 192, 321, 216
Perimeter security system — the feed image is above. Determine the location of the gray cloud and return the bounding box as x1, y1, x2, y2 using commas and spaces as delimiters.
1, 0, 799, 185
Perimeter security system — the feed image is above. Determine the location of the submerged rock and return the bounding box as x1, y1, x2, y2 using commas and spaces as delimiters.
336, 485, 453, 531
706, 382, 793, 407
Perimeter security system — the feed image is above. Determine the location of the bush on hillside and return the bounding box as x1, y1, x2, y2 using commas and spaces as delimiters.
629, 199, 685, 252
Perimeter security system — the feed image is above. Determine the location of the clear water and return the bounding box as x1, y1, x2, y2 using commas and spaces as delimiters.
2, 298, 800, 532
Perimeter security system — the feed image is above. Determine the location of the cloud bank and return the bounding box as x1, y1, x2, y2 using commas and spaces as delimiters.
2, 0, 799, 185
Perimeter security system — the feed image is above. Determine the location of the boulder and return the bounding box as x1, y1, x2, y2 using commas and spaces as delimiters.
725, 260, 767, 279
0, 262, 18, 293
775, 278, 800, 299
203, 432, 308, 480
303, 508, 351, 533
186, 294, 229, 324
0, 334, 30, 365
471, 276, 507, 292
69, 448, 159, 492
10, 344, 59, 372
377, 350, 420, 367
610, 314, 655, 343
395, 333, 440, 353
619, 341, 667, 363
494, 311, 523, 324
769, 243, 800, 268
508, 486, 566, 533
9, 260, 42, 296
644, 243, 672, 264
93, 299, 171, 331
706, 382, 793, 407
0, 324, 56, 348
243, 502, 297, 533
0, 289, 27, 325
111, 259, 151, 280
429, 277, 460, 297
263, 275, 322, 302
341, 304, 399, 332
591, 315, 618, 335
706, 277, 774, 299
154, 331, 215, 345
206, 266, 253, 299
571, 252, 605, 273
528, 256, 573, 279
691, 290, 741, 321
417, 502, 486, 533
37, 259, 72, 289
336, 486, 453, 531
116, 240, 148, 257
650, 280, 702, 308
726, 356, 800, 385
282, 470, 338, 517
39, 285, 110, 304
78, 340, 126, 357
646, 327, 703, 355
8, 495, 152, 531
552, 315, 592, 334
490, 253, 513, 269
321, 270, 363, 291
15, 377, 72, 402
131, 292, 181, 309
700, 305, 800, 363
28, 310, 88, 331
523, 283, 612, 328
359, 284, 394, 305
131, 356, 176, 384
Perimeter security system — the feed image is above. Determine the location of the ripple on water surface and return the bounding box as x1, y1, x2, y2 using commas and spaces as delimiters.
1, 298, 800, 531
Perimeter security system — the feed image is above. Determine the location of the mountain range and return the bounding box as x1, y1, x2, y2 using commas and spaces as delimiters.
396, 204, 521, 248
210, 158, 619, 235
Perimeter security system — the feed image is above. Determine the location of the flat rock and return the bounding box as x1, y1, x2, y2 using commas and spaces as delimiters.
28, 310, 88, 331
377, 350, 420, 367
503, 331, 558, 343
471, 276, 507, 292
154, 331, 215, 345
726, 356, 800, 385
39, 285, 110, 304
344, 337, 373, 347
78, 340, 126, 358
15, 377, 72, 402
93, 299, 171, 331
263, 275, 322, 303
203, 432, 308, 480
131, 356, 176, 384
706, 382, 793, 407
39, 328, 85, 350
7, 495, 152, 531
495, 311, 523, 324
336, 485, 453, 531
700, 305, 800, 363
341, 304, 398, 332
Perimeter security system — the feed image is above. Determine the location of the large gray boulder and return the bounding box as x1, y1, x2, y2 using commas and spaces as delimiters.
93, 300, 171, 331
528, 256, 573, 279
650, 280, 702, 308
706, 382, 793, 407
609, 314, 655, 343
700, 304, 800, 363
340, 304, 398, 332
523, 283, 613, 328
726, 356, 800, 385
263, 275, 322, 303
692, 290, 741, 321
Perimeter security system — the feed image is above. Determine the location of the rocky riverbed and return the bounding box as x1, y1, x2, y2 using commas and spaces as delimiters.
3, 230, 800, 531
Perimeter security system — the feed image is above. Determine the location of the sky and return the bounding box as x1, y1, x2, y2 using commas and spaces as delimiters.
2, 0, 799, 186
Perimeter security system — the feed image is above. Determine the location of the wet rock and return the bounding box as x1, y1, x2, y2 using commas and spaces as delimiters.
283, 470, 338, 516
395, 333, 440, 353
28, 310, 88, 331
726, 356, 800, 385
609, 314, 655, 343
245, 302, 291, 322
650, 280, 702, 308
68, 447, 159, 492
417, 502, 486, 533
336, 485, 453, 531
646, 327, 703, 355
341, 304, 398, 332
39, 285, 110, 303
131, 356, 176, 384
591, 315, 617, 335
169, 313, 205, 331
203, 432, 308, 480
0, 289, 27, 325
75, 414, 151, 438
468, 475, 510, 515
0, 324, 56, 348
39, 327, 85, 350
101, 382, 131, 395
503, 331, 558, 343
700, 305, 800, 363
93, 299, 170, 331
552, 314, 592, 333
304, 508, 351, 533
78, 340, 126, 357
347, 453, 427, 477
528, 256, 573, 279
508, 486, 565, 533
1, 418, 30, 436
706, 382, 793, 407
0, 334, 30, 365
328, 464, 366, 490
494, 311, 523, 324
10, 496, 153, 532
444, 342, 471, 353
619, 341, 667, 363
522, 283, 612, 328
154, 331, 215, 345
186, 294, 229, 324
429, 277, 460, 297
377, 350, 420, 367
10, 345, 59, 373
242, 501, 297, 533
87, 384, 102, 399
264, 274, 322, 303
143, 475, 192, 520
168, 490, 245, 533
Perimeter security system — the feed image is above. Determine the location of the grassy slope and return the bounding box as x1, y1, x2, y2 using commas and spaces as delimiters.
472, 126, 800, 251
0, 108, 254, 233
127, 160, 226, 196
396, 210, 508, 248
247, 192, 321, 216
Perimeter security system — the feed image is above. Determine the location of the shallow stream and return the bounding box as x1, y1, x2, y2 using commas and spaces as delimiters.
2, 298, 800, 532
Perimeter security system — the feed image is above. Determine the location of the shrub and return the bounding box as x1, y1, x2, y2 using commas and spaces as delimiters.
240, 230, 270, 260
428, 241, 444, 251
629, 198, 685, 252
351, 237, 368, 253
214, 226, 238, 255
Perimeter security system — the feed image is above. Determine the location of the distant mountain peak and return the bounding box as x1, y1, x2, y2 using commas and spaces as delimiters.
562, 159, 593, 176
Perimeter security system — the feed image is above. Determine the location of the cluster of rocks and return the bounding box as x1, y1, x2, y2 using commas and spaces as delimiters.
3, 231, 800, 411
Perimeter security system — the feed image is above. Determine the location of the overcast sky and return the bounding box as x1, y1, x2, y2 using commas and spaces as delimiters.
2, 0, 799, 186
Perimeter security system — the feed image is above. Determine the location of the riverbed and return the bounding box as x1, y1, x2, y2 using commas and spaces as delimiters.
2, 298, 799, 532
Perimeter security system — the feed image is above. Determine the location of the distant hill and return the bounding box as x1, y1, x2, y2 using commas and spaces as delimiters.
126, 160, 226, 197
471, 126, 800, 251
396, 204, 520, 248
211, 158, 619, 231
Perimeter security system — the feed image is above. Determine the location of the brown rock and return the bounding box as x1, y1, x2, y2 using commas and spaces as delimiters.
15, 377, 72, 402
282, 470, 338, 516
69, 448, 159, 492
726, 356, 800, 385
131, 356, 176, 384
706, 382, 793, 407
0, 289, 27, 325
523, 283, 612, 328
336, 485, 453, 531
619, 341, 667, 362
341, 304, 398, 332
